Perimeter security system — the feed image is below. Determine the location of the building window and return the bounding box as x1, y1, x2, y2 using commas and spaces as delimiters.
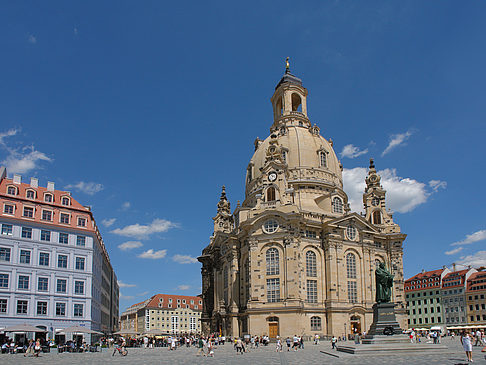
0, 299, 6, 313
60, 213, 70, 224
56, 302, 66, 316
1, 224, 12, 236
373, 211, 382, 225
62, 197, 70, 206
307, 279, 317, 303
44, 194, 53, 203
190, 317, 196, 331
74, 281, 84, 295
319, 151, 327, 168
305, 230, 317, 238
0, 247, 11, 262
332, 197, 343, 213
348, 281, 357, 303
37, 301, 47, 316
346, 253, 357, 279
38, 277, 48, 292
267, 278, 280, 303
281, 150, 287, 162
7, 186, 17, 195
310, 316, 321, 331
24, 207, 34, 218
39, 252, 49, 266
59, 233, 69, 244
306, 251, 317, 277
266, 248, 279, 275
18, 275, 29, 290
21, 227, 32, 239
0, 273, 9, 288
58, 256, 68, 271
77, 217, 86, 227
266, 187, 276, 201
40, 230, 51, 242
263, 219, 279, 233
20, 250, 31, 264
76, 236, 86, 247
17, 300, 28, 314
346, 226, 357, 240
3, 204, 14, 214
223, 266, 228, 289
75, 257, 85, 271
41, 210, 52, 221
56, 279, 67, 293
26, 190, 35, 199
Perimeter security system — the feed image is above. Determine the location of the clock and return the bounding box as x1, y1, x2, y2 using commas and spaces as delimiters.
268, 172, 277, 182
371, 197, 380, 206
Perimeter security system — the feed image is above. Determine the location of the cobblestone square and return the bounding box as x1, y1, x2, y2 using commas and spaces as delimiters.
1, 339, 485, 365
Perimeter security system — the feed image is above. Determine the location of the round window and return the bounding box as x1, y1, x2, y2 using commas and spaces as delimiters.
263, 219, 279, 234
346, 225, 357, 240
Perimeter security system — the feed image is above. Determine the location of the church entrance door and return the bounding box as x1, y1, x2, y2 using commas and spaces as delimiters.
350, 316, 361, 334
269, 323, 279, 338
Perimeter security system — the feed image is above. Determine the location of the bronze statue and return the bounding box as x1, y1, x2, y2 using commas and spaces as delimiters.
375, 262, 394, 303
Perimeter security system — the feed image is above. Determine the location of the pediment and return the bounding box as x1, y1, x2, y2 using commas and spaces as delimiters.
325, 212, 378, 233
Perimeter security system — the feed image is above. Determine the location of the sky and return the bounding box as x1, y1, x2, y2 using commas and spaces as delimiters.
1, 1, 485, 311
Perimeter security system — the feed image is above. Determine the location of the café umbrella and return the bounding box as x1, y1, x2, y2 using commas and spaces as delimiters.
114, 329, 140, 335
2, 324, 47, 333
56, 325, 103, 335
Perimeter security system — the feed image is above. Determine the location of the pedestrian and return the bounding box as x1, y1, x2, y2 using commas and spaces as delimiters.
24, 339, 34, 357
331, 335, 337, 350
235, 338, 243, 354
286, 337, 291, 351
300, 336, 304, 349
196, 337, 205, 356
208, 340, 214, 357
314, 334, 319, 345
474, 329, 482, 346
276, 338, 282, 352
461, 331, 473, 362
34, 339, 41, 357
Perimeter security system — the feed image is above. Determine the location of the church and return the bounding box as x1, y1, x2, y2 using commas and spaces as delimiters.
198, 62, 407, 339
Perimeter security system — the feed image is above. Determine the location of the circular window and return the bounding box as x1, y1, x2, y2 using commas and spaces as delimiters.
263, 219, 279, 234
346, 226, 357, 240
371, 197, 380, 206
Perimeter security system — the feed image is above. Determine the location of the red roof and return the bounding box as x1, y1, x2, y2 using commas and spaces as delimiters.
466, 271, 486, 292
404, 269, 444, 292
441, 269, 469, 289
145, 294, 202, 310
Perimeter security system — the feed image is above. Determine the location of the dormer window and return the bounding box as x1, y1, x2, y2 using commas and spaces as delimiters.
319, 151, 327, 168
44, 194, 53, 203
7, 186, 17, 195
62, 197, 70, 206
332, 197, 343, 213
77, 217, 86, 227
26, 190, 35, 199
266, 187, 276, 201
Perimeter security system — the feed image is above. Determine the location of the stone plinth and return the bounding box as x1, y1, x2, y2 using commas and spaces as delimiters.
366, 302, 402, 337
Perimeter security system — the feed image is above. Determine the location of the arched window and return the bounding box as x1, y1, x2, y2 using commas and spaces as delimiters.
276, 97, 283, 117
26, 190, 35, 199
319, 151, 327, 168
62, 197, 70, 206
291, 93, 302, 112
7, 186, 17, 195
332, 197, 343, 213
306, 251, 317, 277
44, 194, 53, 203
266, 248, 279, 275
346, 253, 356, 279
310, 316, 321, 331
267, 187, 276, 202
373, 210, 382, 224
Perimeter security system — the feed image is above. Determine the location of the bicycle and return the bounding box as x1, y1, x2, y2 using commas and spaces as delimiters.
112, 344, 128, 356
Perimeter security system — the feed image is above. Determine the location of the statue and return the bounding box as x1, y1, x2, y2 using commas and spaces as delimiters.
375, 262, 393, 303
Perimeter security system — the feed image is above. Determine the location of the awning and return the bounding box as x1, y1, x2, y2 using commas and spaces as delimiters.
56, 325, 103, 335
2, 324, 47, 333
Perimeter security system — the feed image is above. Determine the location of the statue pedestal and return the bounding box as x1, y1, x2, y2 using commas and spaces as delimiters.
365, 302, 403, 338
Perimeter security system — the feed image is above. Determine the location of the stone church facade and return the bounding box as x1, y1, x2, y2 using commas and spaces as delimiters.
198, 64, 407, 339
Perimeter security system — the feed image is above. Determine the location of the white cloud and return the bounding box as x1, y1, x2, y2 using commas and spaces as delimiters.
120, 293, 134, 300
177, 285, 190, 290
0, 128, 52, 174
340, 144, 368, 159
138, 249, 167, 259
118, 280, 136, 288
118, 241, 143, 251
65, 181, 104, 195
429, 180, 447, 192
121, 202, 131, 211
382, 130, 413, 156
74, 27, 78, 35
172, 254, 198, 264
102, 218, 116, 227
137, 291, 149, 297
451, 230, 486, 247
28, 35, 37, 44
456, 251, 486, 268
445, 247, 463, 256
111, 218, 178, 239
343, 167, 438, 214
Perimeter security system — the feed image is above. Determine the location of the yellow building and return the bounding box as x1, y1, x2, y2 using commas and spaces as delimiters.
466, 271, 486, 325
199, 63, 407, 339
119, 294, 202, 334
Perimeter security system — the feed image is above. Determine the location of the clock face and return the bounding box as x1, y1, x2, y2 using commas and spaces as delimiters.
268, 172, 277, 182
371, 197, 380, 206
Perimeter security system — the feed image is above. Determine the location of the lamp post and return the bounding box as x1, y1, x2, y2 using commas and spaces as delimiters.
344, 322, 347, 341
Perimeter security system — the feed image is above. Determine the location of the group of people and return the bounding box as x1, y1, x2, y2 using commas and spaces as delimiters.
1, 337, 45, 355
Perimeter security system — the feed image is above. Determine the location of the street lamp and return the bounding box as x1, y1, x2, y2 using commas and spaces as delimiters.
344, 323, 347, 341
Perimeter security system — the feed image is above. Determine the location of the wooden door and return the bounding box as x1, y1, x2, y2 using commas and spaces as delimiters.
269, 323, 279, 338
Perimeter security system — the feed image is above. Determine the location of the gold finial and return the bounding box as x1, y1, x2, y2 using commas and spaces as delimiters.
285, 57, 290, 71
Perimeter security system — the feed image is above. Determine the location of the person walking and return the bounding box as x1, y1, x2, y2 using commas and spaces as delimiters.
300, 336, 304, 349
196, 337, 205, 356
235, 338, 243, 354
276, 338, 282, 352
461, 331, 473, 362
474, 330, 482, 346
331, 335, 337, 350
286, 337, 291, 351
33, 339, 41, 357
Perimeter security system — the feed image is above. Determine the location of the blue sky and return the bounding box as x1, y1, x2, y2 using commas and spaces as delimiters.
1, 1, 485, 310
